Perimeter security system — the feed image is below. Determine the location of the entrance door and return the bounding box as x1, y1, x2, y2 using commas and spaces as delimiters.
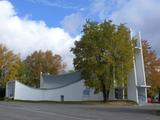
138, 87, 146, 105
6, 81, 15, 99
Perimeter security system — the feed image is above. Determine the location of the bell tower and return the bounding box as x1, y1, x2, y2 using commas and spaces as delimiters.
128, 31, 150, 105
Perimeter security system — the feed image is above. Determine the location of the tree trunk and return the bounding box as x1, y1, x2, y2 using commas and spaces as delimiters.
101, 79, 107, 102
106, 89, 110, 100
158, 89, 160, 102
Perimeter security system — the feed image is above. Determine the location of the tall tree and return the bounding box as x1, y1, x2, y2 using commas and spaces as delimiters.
25, 50, 65, 87
142, 40, 160, 97
17, 61, 31, 85
71, 20, 134, 102
0, 44, 20, 86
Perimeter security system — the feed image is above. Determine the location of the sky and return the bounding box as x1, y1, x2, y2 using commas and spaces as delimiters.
0, 0, 160, 70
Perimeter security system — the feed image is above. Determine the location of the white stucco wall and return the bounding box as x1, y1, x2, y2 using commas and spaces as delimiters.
128, 69, 138, 103
14, 81, 103, 101
127, 32, 148, 105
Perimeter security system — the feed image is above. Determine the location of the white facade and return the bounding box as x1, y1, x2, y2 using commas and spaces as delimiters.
127, 32, 150, 105
6, 80, 103, 101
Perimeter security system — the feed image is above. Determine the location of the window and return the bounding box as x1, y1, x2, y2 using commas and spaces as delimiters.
83, 89, 90, 96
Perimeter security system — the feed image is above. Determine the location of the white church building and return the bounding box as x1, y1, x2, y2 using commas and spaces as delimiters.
6, 32, 149, 105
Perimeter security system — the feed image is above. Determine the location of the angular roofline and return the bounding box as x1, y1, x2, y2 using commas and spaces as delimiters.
41, 71, 80, 78
12, 80, 83, 90
41, 71, 82, 89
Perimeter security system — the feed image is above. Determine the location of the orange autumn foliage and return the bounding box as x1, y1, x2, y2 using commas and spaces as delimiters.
142, 40, 160, 96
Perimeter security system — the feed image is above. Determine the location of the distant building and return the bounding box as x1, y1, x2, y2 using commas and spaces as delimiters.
6, 32, 150, 105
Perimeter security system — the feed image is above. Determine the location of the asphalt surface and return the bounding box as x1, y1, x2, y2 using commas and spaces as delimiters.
0, 101, 159, 120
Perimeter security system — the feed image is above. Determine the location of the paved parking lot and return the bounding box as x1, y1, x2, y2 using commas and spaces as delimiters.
0, 101, 159, 120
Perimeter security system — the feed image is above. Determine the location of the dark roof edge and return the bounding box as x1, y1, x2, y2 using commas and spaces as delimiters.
41, 71, 81, 78
41, 78, 82, 90
14, 79, 83, 90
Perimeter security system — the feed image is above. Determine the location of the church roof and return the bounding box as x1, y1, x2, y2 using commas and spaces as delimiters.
41, 71, 82, 89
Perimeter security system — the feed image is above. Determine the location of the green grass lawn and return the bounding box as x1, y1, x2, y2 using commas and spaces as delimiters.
5, 99, 137, 106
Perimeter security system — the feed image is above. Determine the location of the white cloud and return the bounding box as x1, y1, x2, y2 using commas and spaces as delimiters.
90, 0, 106, 19
61, 12, 85, 34
89, 0, 160, 56
1, 0, 160, 72
89, 0, 116, 20
0, 0, 80, 70
109, 0, 160, 56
